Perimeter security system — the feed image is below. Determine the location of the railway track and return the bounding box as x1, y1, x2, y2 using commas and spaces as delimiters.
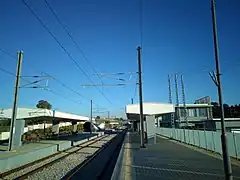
63, 130, 127, 180
1, 134, 111, 180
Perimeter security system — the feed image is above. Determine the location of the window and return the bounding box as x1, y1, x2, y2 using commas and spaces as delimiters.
194, 109, 198, 117
199, 108, 207, 117
188, 109, 194, 117
180, 109, 185, 117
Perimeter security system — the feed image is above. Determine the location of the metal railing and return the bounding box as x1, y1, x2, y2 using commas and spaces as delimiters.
156, 127, 240, 160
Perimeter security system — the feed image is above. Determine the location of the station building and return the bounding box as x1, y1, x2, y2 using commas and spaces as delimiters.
126, 102, 240, 134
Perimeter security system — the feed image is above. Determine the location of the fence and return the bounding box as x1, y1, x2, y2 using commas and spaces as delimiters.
156, 127, 240, 159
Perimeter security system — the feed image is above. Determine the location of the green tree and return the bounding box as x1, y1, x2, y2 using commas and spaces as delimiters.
36, 100, 52, 110
96, 116, 101, 120
211, 102, 220, 118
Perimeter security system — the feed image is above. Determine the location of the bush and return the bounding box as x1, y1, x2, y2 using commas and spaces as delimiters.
77, 124, 83, 132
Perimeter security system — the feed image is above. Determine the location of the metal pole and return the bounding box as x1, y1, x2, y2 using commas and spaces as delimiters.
168, 74, 175, 128
168, 75, 172, 104
90, 100, 93, 123
90, 100, 93, 133
180, 74, 187, 141
181, 74, 188, 126
137, 46, 145, 148
211, 0, 232, 179
107, 111, 110, 119
8, 51, 23, 151
175, 74, 180, 127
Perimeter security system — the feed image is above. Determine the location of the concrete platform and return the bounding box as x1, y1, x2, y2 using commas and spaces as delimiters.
0, 143, 58, 173
48, 133, 99, 146
111, 132, 240, 180
0, 133, 102, 174
37, 140, 71, 151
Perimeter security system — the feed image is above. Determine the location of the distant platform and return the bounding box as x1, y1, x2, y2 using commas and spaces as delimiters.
0, 132, 103, 174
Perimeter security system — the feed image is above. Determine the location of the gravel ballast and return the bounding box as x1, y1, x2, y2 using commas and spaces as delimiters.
2, 134, 116, 180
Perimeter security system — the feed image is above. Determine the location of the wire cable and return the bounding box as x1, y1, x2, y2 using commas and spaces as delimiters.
44, 88, 82, 105
21, 0, 112, 104
133, 78, 138, 100
43, 0, 103, 82
0, 48, 16, 59
0, 48, 101, 106
0, 67, 16, 76
0, 66, 34, 85
0, 49, 105, 109
42, 72, 91, 101
0, 65, 83, 106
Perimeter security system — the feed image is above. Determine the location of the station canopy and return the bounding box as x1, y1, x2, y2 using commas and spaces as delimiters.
126, 103, 175, 120
0, 108, 90, 122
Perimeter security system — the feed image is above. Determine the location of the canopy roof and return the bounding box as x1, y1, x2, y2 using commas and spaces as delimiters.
0, 108, 89, 121
126, 103, 174, 120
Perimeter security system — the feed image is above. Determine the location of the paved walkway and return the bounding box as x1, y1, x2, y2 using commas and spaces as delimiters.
113, 132, 240, 180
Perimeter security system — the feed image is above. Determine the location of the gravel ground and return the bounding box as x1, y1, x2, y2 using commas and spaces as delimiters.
26, 153, 90, 180
3, 153, 67, 180
64, 146, 81, 153
25, 136, 116, 180
2, 134, 115, 180
88, 135, 116, 148
26, 146, 103, 180
77, 147, 99, 154
90, 141, 108, 148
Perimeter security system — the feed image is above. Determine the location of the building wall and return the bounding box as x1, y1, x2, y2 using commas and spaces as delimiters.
178, 107, 212, 121
215, 121, 240, 131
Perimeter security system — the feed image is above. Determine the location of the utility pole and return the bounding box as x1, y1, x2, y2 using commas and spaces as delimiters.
90, 100, 93, 123
137, 46, 145, 148
175, 74, 180, 127
8, 51, 23, 151
211, 0, 232, 179
181, 74, 188, 126
90, 100, 93, 133
168, 74, 175, 128
168, 75, 172, 104
107, 111, 110, 119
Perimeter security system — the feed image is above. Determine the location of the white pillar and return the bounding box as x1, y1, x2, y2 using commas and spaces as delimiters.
13, 119, 25, 149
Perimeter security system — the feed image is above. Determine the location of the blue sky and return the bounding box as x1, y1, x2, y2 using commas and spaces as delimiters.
0, 0, 239, 117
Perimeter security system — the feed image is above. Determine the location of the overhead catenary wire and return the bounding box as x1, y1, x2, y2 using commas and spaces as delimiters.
21, 0, 112, 105
95, 72, 138, 76
43, 72, 92, 101
0, 66, 16, 76
81, 83, 128, 87
0, 65, 83, 106
0, 48, 16, 59
43, 0, 103, 82
45, 88, 82, 106
42, 72, 107, 110
0, 66, 37, 85
133, 77, 138, 100
0, 49, 106, 110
